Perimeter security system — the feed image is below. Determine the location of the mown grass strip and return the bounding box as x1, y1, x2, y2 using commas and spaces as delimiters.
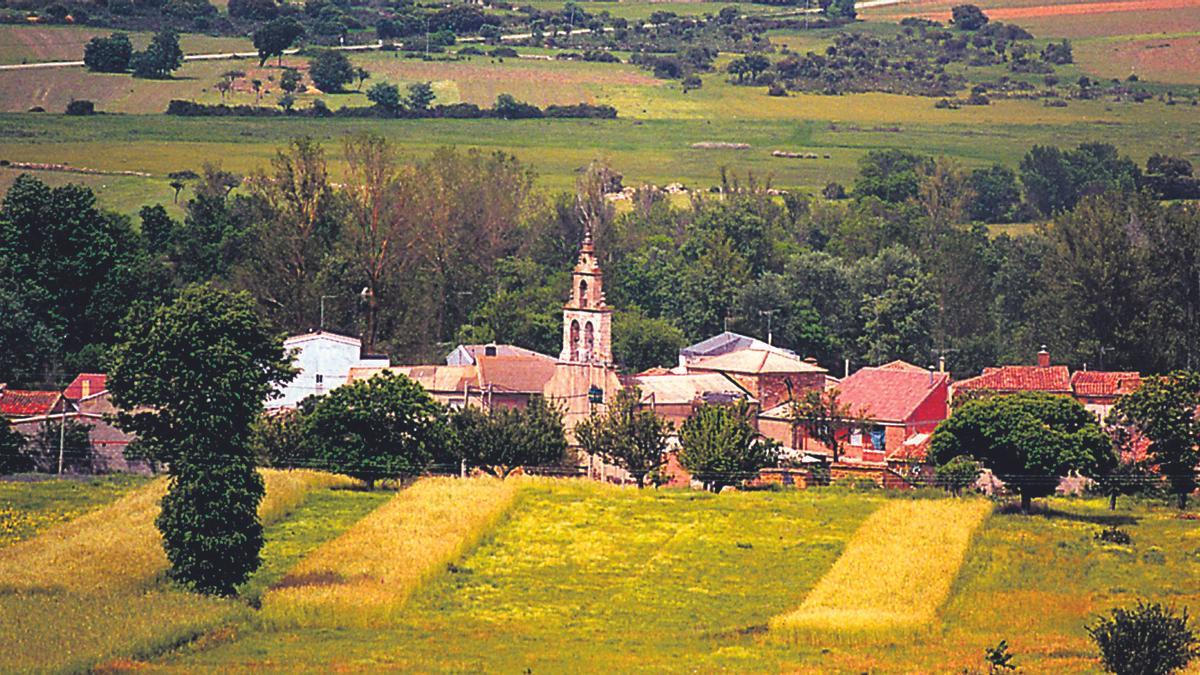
0, 469, 354, 672
260, 476, 523, 628
770, 499, 992, 640
0, 474, 149, 548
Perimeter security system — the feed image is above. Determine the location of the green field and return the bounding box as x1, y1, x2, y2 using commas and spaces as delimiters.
2, 476, 1198, 672
0, 474, 148, 546
0, 1, 1197, 215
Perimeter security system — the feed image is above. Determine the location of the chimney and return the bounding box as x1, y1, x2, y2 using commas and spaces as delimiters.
1037, 346, 1050, 368
80, 380, 90, 399
484, 343, 497, 357
938, 355, 945, 373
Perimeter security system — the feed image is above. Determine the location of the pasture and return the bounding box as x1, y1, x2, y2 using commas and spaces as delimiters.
2, 475, 1198, 672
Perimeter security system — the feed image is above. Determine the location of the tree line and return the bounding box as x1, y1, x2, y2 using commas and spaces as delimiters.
4, 137, 1200, 389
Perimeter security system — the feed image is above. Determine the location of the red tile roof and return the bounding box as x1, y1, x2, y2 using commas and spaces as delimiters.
0, 389, 63, 418
475, 355, 558, 394
954, 365, 1072, 394
65, 373, 107, 400
835, 366, 949, 423
1071, 371, 1142, 399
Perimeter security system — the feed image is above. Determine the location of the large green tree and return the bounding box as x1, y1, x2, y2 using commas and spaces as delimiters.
131, 30, 184, 79
253, 18, 304, 67
678, 400, 779, 491
109, 284, 293, 595
0, 174, 163, 382
1110, 371, 1200, 509
929, 392, 1111, 512
449, 396, 567, 477
301, 371, 449, 487
575, 387, 672, 488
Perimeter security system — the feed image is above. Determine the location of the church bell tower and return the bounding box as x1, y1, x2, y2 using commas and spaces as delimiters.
560, 227, 613, 364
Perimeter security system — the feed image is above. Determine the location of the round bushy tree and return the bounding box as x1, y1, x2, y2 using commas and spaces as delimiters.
302, 371, 448, 487
109, 284, 293, 595
930, 392, 1111, 512
83, 33, 133, 73
307, 50, 354, 93
678, 399, 779, 491
1110, 371, 1200, 509
449, 395, 567, 478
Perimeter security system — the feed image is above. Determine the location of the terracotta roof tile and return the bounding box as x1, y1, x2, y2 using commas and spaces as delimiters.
0, 389, 63, 417
632, 372, 752, 405
954, 365, 1072, 393
475, 355, 558, 393
836, 367, 949, 423
1071, 371, 1142, 398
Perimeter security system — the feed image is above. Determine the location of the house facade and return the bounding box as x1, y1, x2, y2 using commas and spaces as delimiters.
269, 331, 391, 409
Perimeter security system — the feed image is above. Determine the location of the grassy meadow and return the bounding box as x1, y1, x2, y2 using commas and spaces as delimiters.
261, 476, 521, 628
0, 469, 356, 673
770, 498, 992, 637
0, 474, 148, 546
2, 474, 1198, 672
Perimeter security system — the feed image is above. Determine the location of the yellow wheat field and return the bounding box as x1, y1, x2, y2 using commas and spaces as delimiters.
260, 476, 523, 628
0, 469, 353, 594
771, 499, 992, 639
0, 468, 354, 672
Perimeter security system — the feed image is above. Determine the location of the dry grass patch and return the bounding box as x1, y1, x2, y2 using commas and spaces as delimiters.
0, 469, 351, 594
260, 476, 522, 628
771, 499, 992, 639
0, 469, 352, 672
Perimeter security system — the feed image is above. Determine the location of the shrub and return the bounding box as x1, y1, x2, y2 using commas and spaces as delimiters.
490, 46, 518, 58
951, 4, 989, 30
1094, 526, 1132, 545
936, 455, 981, 496
65, 99, 96, 116
1088, 601, 1199, 675
822, 182, 847, 200
767, 82, 787, 97
0, 421, 29, 475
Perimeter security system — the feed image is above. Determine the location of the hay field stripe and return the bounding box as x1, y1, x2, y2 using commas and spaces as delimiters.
260, 476, 523, 628
771, 499, 992, 638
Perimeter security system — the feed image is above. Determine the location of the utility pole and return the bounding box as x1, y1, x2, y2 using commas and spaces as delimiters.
57, 397, 67, 475
319, 294, 339, 331
759, 309, 778, 346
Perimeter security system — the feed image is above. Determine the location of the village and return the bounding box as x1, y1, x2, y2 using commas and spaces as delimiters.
0, 228, 1145, 493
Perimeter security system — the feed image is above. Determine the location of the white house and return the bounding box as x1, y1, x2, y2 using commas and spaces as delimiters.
269, 331, 390, 409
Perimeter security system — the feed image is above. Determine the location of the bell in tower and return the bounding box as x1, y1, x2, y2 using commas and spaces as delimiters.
560, 226, 613, 364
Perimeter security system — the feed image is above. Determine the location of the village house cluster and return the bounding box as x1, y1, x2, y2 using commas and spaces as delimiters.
0, 234, 1142, 485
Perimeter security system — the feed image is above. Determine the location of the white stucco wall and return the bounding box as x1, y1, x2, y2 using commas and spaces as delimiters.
268, 333, 389, 409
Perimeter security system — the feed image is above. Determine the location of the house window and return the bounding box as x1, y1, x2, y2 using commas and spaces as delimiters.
315, 374, 324, 385
579, 279, 589, 308
850, 429, 863, 446
584, 321, 595, 359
